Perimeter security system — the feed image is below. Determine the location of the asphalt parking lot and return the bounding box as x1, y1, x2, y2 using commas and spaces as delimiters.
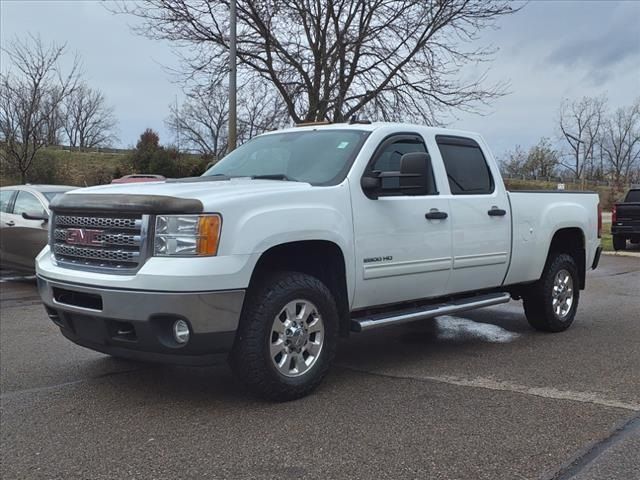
1, 255, 638, 480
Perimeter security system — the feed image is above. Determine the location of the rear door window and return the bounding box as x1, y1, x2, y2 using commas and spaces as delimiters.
436, 136, 494, 195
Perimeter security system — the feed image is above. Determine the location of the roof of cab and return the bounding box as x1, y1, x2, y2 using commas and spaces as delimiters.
263, 121, 481, 140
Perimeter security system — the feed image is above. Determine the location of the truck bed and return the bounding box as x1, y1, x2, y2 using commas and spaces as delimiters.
503, 190, 600, 287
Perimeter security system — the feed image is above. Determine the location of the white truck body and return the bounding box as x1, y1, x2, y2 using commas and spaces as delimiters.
36, 123, 601, 400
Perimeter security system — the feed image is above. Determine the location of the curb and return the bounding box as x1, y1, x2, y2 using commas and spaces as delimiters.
602, 251, 640, 258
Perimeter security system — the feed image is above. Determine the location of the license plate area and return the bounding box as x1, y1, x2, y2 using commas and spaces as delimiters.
52, 287, 103, 311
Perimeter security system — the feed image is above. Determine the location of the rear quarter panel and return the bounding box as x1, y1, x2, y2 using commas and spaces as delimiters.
504, 192, 600, 285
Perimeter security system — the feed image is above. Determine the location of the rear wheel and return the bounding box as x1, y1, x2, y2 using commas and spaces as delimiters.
523, 253, 579, 332
230, 271, 338, 401
613, 235, 627, 251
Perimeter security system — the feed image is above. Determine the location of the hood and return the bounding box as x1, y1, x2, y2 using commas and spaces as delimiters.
54, 177, 313, 213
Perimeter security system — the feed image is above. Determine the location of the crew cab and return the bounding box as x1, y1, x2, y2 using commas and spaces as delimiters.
36, 123, 602, 400
612, 188, 640, 250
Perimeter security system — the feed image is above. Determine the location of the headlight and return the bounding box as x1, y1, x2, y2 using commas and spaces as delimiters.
154, 214, 221, 256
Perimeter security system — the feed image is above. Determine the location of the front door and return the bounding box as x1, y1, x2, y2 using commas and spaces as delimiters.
351, 133, 452, 310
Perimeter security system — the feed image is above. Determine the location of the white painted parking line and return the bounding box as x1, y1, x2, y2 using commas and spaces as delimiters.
339, 366, 640, 412
0, 275, 36, 283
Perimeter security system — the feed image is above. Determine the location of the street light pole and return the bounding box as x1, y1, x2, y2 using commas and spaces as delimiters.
228, 0, 237, 152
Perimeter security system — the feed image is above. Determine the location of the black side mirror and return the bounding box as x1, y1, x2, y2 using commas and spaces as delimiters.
22, 211, 49, 223
399, 152, 431, 192
361, 176, 382, 199
400, 152, 429, 175
362, 151, 435, 199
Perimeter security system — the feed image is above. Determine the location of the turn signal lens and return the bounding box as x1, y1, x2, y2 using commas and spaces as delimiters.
197, 215, 221, 255
612, 205, 617, 225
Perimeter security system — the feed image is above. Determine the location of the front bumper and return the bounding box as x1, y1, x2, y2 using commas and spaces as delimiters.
38, 276, 245, 365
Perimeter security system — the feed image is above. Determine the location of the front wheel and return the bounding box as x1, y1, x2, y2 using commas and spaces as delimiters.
523, 253, 580, 332
230, 272, 338, 401
613, 235, 626, 251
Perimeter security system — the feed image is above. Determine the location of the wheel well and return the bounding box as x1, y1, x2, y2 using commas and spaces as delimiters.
249, 241, 351, 336
546, 228, 586, 289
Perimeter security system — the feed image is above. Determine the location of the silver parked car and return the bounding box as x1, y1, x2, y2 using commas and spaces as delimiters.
0, 184, 75, 273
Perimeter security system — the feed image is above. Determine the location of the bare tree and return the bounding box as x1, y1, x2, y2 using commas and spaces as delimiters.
526, 137, 558, 178
237, 81, 289, 143
0, 35, 80, 182
167, 80, 288, 158
558, 96, 606, 180
42, 87, 65, 146
501, 139, 558, 179
62, 83, 118, 149
113, 0, 517, 124
600, 99, 640, 188
500, 145, 527, 178
167, 83, 230, 158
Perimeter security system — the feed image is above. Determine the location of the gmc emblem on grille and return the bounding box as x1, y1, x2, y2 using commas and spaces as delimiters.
66, 228, 104, 246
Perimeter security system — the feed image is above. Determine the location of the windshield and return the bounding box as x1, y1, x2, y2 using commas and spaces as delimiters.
204, 129, 370, 185
43, 191, 69, 202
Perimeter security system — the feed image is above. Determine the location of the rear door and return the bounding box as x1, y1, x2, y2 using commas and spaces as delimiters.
351, 133, 452, 309
2, 190, 49, 271
435, 136, 511, 293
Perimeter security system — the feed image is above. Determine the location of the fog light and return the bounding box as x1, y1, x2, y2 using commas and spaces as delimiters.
173, 319, 190, 344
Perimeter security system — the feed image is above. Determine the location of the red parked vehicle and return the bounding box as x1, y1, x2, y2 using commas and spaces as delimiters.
111, 174, 165, 184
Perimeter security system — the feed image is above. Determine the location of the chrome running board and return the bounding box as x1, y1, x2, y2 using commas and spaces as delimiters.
351, 292, 511, 332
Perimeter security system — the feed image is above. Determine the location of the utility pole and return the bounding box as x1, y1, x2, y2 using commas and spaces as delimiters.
228, 0, 237, 152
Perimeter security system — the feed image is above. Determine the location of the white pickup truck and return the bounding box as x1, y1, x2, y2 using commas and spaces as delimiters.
36, 122, 602, 400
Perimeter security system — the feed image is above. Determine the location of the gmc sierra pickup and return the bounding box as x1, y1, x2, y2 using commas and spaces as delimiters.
612, 188, 640, 250
36, 123, 602, 400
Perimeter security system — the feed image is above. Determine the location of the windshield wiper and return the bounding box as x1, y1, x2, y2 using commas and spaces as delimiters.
251, 174, 298, 181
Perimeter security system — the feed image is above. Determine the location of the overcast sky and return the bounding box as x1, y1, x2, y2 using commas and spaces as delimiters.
1, 0, 639, 157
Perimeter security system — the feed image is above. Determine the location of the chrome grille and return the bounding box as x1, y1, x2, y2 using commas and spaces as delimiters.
53, 244, 140, 263
51, 213, 148, 272
55, 215, 141, 230
53, 229, 141, 247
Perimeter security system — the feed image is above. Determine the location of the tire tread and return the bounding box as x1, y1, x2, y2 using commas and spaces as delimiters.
230, 271, 338, 401
523, 253, 579, 333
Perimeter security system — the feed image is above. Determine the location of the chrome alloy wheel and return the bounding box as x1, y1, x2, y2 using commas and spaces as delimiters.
269, 299, 324, 377
552, 269, 574, 320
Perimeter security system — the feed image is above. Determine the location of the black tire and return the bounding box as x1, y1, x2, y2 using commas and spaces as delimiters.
230, 271, 338, 401
613, 235, 626, 251
523, 253, 580, 333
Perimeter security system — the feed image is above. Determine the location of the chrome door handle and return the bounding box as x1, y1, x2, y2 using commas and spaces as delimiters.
5, 221, 15, 226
